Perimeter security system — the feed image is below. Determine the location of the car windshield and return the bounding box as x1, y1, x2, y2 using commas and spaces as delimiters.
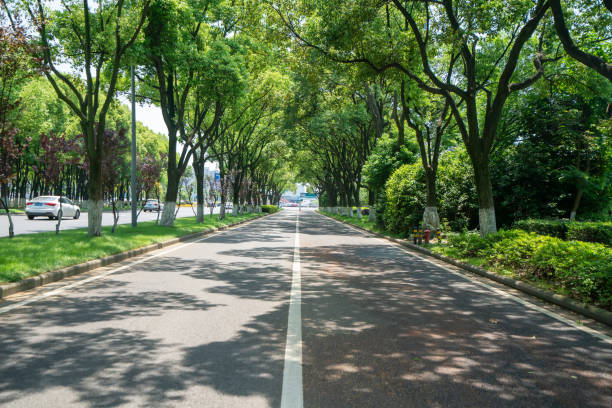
33, 196, 57, 202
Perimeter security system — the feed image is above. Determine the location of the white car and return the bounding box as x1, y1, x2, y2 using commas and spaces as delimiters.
26, 196, 80, 220
143, 199, 164, 212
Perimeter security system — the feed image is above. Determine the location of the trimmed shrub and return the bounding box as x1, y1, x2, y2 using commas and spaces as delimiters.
261, 205, 279, 213
513, 219, 569, 239
383, 163, 425, 236
567, 222, 612, 246
514, 219, 612, 246
443, 230, 612, 308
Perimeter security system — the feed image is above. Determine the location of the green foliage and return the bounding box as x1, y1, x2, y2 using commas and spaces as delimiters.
261, 204, 279, 213
362, 134, 415, 194
567, 222, 612, 246
513, 219, 570, 239
492, 64, 612, 226
383, 162, 425, 236
437, 148, 479, 231
514, 219, 612, 245
444, 230, 612, 308
382, 147, 478, 234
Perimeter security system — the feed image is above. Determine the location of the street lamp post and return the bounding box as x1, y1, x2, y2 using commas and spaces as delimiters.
131, 64, 137, 227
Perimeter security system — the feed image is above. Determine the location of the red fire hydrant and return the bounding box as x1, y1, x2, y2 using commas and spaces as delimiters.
424, 229, 431, 244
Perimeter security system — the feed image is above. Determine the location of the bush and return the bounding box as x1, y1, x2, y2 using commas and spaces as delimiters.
567, 222, 612, 245
514, 219, 612, 245
383, 163, 425, 236
261, 205, 279, 213
443, 230, 612, 308
513, 219, 569, 239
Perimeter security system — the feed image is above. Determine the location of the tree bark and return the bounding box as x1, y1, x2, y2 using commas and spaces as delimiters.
0, 189, 15, 238
472, 156, 497, 236
87, 148, 104, 236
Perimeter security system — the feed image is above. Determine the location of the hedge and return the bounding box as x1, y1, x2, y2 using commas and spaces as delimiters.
442, 230, 612, 309
261, 205, 280, 213
513, 219, 612, 245
513, 219, 569, 238
567, 222, 612, 246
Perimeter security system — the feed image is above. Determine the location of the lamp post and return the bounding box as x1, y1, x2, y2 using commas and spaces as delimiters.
131, 64, 137, 227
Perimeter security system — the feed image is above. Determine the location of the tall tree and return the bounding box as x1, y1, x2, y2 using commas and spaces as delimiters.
22, 0, 150, 236
0, 6, 37, 237
141, 0, 245, 226
272, 0, 556, 235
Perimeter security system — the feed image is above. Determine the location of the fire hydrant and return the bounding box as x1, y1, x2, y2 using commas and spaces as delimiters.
424, 229, 431, 244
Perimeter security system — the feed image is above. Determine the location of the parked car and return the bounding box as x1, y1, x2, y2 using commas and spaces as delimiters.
143, 199, 164, 212
26, 196, 80, 220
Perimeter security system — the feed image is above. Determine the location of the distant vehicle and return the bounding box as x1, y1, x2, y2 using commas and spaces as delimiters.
26, 196, 80, 220
143, 199, 164, 212
224, 202, 233, 210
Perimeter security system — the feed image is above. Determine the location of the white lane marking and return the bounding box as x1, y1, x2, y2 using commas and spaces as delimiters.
318, 213, 612, 345
0, 218, 263, 315
281, 210, 304, 408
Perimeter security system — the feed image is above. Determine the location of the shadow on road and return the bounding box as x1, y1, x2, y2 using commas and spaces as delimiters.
0, 210, 610, 407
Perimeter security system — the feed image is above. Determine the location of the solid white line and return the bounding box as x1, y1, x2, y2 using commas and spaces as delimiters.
281, 210, 304, 408
318, 212, 612, 345
0, 218, 262, 315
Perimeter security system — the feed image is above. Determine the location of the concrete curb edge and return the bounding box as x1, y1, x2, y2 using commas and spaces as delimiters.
317, 211, 612, 328
0, 213, 272, 299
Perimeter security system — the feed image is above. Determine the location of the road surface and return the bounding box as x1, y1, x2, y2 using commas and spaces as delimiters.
0, 206, 217, 238
0, 208, 610, 407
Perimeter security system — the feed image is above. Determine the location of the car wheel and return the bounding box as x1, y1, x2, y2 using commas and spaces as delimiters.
74, 210, 80, 219
48, 216, 54, 220
27, 215, 34, 220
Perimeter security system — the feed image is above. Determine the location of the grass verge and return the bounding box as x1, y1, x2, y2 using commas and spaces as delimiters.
0, 213, 261, 283
0, 209, 25, 215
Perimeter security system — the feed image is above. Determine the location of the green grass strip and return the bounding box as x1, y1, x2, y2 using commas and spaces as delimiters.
0, 213, 260, 283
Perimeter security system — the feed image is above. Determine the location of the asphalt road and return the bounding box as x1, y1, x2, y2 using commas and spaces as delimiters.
0, 207, 217, 237
0, 208, 611, 407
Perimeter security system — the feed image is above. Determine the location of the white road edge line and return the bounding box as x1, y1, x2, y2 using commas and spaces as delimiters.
281, 210, 304, 408
319, 212, 612, 345
0, 218, 262, 315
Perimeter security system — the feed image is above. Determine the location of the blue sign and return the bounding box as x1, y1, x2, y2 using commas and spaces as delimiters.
215, 172, 220, 181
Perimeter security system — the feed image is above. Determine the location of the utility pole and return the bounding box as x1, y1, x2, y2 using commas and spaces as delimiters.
131, 64, 137, 227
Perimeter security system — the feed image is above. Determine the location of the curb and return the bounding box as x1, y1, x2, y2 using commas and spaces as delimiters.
0, 213, 272, 300
317, 211, 612, 328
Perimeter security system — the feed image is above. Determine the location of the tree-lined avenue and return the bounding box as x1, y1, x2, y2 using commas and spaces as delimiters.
0, 209, 610, 407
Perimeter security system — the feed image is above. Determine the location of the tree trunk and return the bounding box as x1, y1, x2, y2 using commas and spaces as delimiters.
570, 190, 583, 221
472, 157, 497, 236
194, 152, 204, 223
369, 207, 376, 222
423, 170, 440, 229
160, 174, 178, 226
87, 157, 104, 237
111, 198, 119, 233
0, 188, 15, 238
56, 197, 63, 234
